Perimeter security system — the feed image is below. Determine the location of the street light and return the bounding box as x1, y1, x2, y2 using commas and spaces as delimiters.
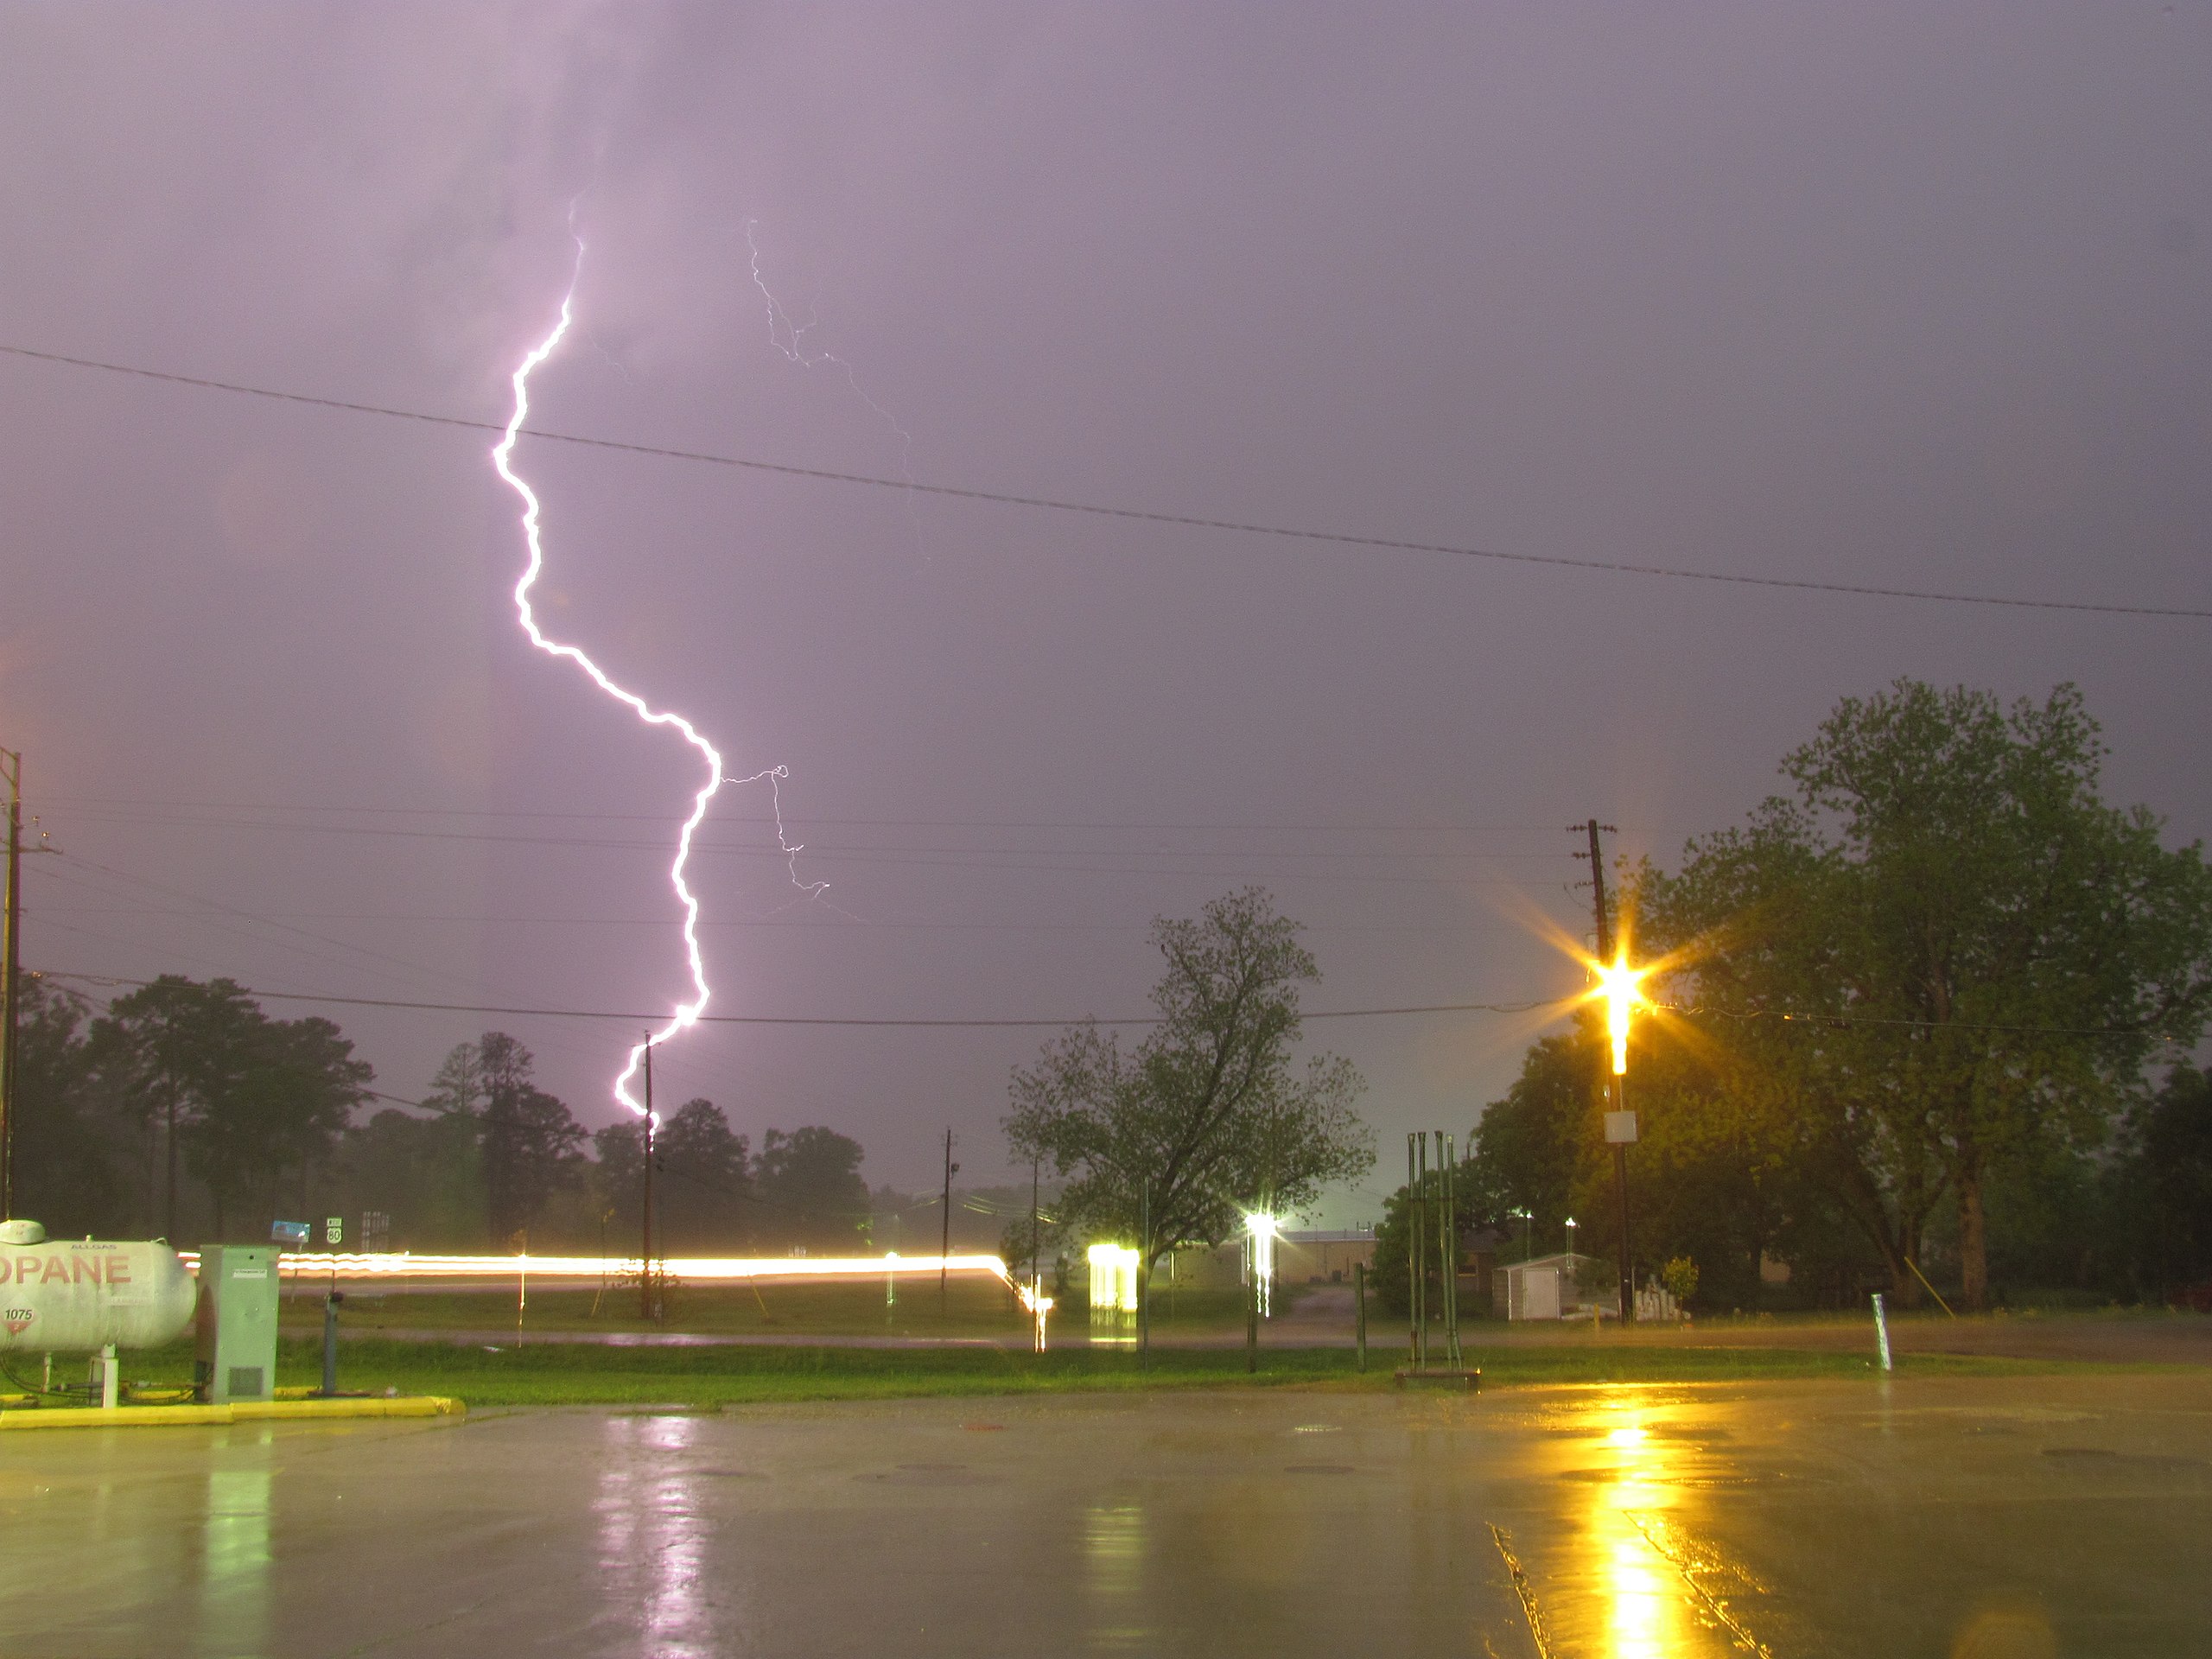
1590, 948, 1649, 1323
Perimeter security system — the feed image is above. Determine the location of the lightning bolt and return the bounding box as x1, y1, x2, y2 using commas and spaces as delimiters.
492, 236, 724, 1122
745, 220, 923, 556
728, 765, 833, 905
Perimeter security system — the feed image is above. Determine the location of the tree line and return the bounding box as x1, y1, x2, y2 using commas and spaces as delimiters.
8, 976, 875, 1255
1459, 681, 2212, 1313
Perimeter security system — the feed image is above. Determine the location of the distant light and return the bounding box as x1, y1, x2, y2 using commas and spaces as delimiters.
1244, 1212, 1281, 1317
1085, 1243, 1141, 1314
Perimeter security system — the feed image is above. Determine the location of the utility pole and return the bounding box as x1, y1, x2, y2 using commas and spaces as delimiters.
1579, 818, 1636, 1325
1582, 817, 1614, 963
0, 748, 20, 1218
640, 1034, 658, 1322
1028, 1154, 1041, 1294
938, 1128, 958, 1316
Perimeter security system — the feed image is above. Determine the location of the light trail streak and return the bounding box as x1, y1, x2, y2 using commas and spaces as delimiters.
182, 1251, 1016, 1286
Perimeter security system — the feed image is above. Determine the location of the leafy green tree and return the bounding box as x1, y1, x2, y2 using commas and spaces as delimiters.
1461, 1027, 1593, 1250
595, 1098, 750, 1253
326, 1106, 486, 1249
467, 1033, 583, 1244
1004, 887, 1374, 1288
1640, 681, 2212, 1310
91, 976, 264, 1236
2112, 1064, 2212, 1298
8, 975, 126, 1234
181, 1013, 370, 1238
753, 1126, 870, 1251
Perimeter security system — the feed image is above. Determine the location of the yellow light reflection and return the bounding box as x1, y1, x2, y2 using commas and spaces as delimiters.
1586, 1395, 1698, 1659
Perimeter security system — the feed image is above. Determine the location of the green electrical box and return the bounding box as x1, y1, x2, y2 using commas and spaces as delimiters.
194, 1245, 278, 1402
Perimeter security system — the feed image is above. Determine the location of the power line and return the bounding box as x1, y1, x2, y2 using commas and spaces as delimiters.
42, 796, 1589, 834
30, 969, 1558, 1027
39, 967, 2168, 1040
5, 340, 2203, 620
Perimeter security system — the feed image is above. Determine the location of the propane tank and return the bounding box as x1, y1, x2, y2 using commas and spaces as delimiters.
0, 1221, 197, 1352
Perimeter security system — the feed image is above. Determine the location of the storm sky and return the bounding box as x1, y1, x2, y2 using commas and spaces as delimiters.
4, 5, 2207, 1217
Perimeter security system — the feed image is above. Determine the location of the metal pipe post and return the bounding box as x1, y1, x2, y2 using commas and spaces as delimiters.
1613, 1073, 1634, 1325
1354, 1260, 1368, 1372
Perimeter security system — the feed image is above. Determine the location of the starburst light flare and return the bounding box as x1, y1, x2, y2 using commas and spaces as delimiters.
1594, 953, 1646, 1076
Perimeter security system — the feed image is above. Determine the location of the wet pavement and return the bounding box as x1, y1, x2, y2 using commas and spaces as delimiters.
3, 1372, 2207, 1656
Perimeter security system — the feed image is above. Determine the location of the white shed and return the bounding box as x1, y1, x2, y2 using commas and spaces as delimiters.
1493, 1251, 1615, 1320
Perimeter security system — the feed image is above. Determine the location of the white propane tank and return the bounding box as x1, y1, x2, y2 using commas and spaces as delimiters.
0, 1222, 197, 1353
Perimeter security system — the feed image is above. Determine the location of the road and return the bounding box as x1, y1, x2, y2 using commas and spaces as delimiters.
4, 1371, 2208, 1655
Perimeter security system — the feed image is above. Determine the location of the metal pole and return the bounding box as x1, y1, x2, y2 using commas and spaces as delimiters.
1244, 1230, 1259, 1373
1442, 1133, 1462, 1368
1354, 1260, 1368, 1372
1613, 1115, 1635, 1325
1872, 1292, 1893, 1371
640, 1035, 657, 1322
1405, 1134, 1421, 1366
321, 1292, 341, 1395
1138, 1179, 1150, 1370
0, 749, 19, 1218
938, 1128, 956, 1317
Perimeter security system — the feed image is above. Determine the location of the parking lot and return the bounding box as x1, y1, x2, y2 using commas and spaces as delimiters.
3, 1371, 2206, 1656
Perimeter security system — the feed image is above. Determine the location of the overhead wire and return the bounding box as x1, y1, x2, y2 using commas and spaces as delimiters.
32, 969, 1561, 1027
3, 340, 2204, 618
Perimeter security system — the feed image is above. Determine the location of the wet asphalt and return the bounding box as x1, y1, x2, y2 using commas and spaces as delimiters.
3, 1371, 2205, 1656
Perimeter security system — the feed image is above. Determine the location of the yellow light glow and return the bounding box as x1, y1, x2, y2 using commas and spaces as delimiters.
1244, 1212, 1281, 1316
1085, 1243, 1141, 1313
1593, 953, 1646, 1075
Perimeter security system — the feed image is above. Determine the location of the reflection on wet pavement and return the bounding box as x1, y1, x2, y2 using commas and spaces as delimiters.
0, 1373, 2207, 1655
594, 1414, 711, 1657
199, 1448, 271, 1656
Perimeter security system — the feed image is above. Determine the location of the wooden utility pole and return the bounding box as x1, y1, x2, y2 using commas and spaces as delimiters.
640, 1035, 659, 1322
938, 1128, 958, 1315
0, 748, 20, 1217
1580, 818, 1635, 1325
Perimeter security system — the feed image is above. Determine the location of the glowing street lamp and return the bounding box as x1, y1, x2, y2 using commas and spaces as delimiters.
1594, 951, 1645, 1077
1588, 948, 1649, 1325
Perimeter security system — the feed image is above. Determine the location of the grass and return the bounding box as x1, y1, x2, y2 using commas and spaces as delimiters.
279, 1282, 1275, 1342
83, 1331, 2088, 1410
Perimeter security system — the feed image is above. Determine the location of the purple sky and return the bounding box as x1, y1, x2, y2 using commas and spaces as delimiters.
4, 5, 2208, 1219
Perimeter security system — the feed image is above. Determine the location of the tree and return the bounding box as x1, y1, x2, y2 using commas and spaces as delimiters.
1461, 1028, 1593, 1250
752, 1126, 870, 1251
8, 975, 126, 1235
90, 976, 264, 1236
596, 1098, 750, 1254
2113, 1064, 2212, 1299
461, 1032, 585, 1244
1640, 681, 2212, 1310
181, 1013, 370, 1238
1004, 887, 1374, 1289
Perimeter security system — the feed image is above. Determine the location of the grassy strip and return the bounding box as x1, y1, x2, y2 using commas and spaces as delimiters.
281, 1283, 1268, 1340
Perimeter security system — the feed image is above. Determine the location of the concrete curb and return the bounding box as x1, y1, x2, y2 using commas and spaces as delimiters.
0, 1396, 465, 1429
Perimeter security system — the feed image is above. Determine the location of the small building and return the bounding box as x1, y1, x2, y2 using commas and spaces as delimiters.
1494, 1251, 1618, 1320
